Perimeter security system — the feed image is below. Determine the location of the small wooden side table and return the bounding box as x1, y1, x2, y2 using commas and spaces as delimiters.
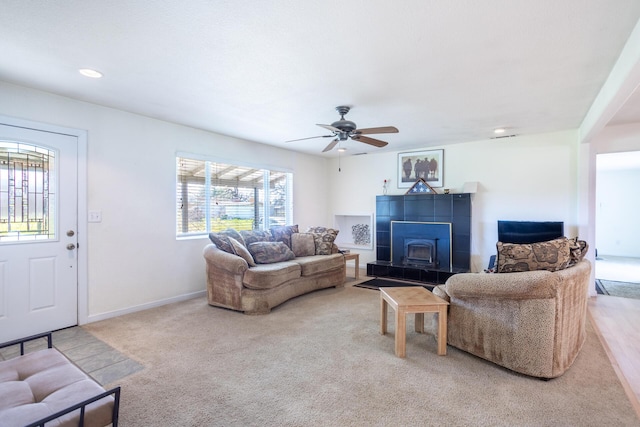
343, 253, 359, 279
380, 286, 449, 357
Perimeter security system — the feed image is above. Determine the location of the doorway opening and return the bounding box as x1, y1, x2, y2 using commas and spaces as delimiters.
595, 151, 640, 299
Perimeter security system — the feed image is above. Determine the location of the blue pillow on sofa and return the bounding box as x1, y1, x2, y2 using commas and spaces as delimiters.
248, 241, 295, 264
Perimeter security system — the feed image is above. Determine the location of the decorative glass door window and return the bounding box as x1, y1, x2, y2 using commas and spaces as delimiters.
0, 141, 56, 242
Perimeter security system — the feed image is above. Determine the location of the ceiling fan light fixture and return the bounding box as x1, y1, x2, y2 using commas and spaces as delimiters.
288, 106, 398, 152
79, 68, 103, 78
338, 147, 347, 152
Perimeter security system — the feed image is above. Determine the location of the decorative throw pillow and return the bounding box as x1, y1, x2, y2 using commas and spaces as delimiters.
496, 237, 572, 273
228, 236, 256, 267
208, 228, 246, 253
568, 237, 589, 266
208, 233, 234, 254
291, 233, 316, 257
306, 226, 339, 255
221, 228, 245, 247
270, 225, 299, 249
248, 241, 295, 264
240, 229, 273, 246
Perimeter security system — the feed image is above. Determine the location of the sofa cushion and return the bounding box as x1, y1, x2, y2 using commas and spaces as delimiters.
496, 237, 572, 273
228, 237, 256, 267
270, 225, 299, 249
306, 226, 339, 255
243, 262, 301, 290
248, 241, 295, 264
291, 233, 316, 257
0, 348, 114, 427
294, 253, 345, 276
240, 230, 273, 246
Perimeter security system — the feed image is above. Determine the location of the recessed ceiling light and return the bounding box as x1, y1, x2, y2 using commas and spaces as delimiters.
493, 128, 506, 134
78, 68, 103, 78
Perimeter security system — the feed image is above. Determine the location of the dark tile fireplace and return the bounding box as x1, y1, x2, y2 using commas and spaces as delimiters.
367, 194, 471, 285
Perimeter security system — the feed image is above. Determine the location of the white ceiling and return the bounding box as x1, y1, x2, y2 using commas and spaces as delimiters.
1, 1, 640, 157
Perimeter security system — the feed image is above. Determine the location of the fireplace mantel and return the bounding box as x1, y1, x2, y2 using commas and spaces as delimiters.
368, 193, 471, 284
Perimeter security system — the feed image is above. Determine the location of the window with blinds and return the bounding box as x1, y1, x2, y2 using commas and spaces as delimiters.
176, 155, 293, 237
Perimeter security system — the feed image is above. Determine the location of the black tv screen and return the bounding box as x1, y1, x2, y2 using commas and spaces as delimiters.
498, 221, 564, 244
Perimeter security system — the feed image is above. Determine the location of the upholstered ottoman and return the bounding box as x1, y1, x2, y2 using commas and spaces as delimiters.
0, 333, 120, 427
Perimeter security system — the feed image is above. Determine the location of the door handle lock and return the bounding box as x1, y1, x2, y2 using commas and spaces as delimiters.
66, 243, 76, 250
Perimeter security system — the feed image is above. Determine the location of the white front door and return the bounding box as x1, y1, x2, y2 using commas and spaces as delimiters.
0, 124, 78, 342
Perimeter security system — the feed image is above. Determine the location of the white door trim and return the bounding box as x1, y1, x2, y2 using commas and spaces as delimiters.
0, 114, 88, 325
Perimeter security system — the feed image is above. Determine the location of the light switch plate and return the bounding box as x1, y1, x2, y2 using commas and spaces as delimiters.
88, 210, 102, 223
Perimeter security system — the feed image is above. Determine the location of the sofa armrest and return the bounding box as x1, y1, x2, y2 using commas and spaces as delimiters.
443, 269, 560, 300
203, 243, 248, 311
203, 243, 248, 274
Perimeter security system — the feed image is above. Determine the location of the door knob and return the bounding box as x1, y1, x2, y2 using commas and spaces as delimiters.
66, 243, 76, 250
67, 230, 75, 237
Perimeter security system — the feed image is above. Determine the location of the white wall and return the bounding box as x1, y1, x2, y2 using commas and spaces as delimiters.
596, 167, 640, 256
327, 130, 581, 272
591, 122, 640, 258
0, 81, 329, 320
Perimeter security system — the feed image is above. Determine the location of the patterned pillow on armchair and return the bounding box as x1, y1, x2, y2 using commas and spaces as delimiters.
496, 237, 572, 273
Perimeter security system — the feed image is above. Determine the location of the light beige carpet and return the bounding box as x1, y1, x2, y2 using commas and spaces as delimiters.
84, 285, 639, 426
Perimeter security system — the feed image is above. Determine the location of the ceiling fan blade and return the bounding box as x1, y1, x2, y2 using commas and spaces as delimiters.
351, 135, 388, 148
317, 123, 341, 133
354, 126, 399, 135
285, 135, 333, 143
322, 139, 339, 152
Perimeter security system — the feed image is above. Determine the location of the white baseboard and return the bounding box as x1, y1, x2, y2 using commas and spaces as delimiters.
83, 290, 207, 324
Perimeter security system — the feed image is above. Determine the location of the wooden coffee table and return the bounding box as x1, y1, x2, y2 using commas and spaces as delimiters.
380, 286, 449, 357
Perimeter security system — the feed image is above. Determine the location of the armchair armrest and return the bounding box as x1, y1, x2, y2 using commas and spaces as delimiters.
444, 270, 561, 300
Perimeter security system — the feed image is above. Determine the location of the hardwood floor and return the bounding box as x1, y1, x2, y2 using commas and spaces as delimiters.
595, 255, 640, 283
588, 295, 640, 419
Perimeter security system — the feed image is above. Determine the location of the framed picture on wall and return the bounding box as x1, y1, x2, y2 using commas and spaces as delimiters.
398, 149, 444, 188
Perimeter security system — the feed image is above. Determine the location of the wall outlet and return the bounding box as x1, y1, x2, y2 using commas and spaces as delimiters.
88, 210, 102, 223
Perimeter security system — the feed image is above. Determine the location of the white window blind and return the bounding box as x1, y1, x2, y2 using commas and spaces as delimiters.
176, 156, 293, 237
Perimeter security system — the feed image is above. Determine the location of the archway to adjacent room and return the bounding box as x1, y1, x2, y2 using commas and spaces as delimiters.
594, 151, 640, 298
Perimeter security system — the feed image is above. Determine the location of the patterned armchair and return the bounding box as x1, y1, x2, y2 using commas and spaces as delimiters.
433, 239, 591, 379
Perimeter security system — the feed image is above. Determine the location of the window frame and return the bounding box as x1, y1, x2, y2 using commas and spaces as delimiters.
176, 152, 293, 239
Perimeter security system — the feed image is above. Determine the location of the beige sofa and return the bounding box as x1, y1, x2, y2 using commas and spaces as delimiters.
204, 244, 345, 314
433, 259, 591, 378
204, 226, 346, 314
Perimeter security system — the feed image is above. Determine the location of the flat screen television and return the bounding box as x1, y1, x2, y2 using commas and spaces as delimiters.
497, 220, 564, 244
